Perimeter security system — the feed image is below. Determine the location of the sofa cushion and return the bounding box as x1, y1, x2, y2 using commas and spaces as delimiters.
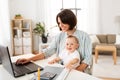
115, 35, 120, 44
107, 34, 116, 44
115, 44, 120, 49
96, 35, 107, 43
90, 35, 100, 43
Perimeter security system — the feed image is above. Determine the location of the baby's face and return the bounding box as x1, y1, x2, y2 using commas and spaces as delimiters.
65, 37, 79, 53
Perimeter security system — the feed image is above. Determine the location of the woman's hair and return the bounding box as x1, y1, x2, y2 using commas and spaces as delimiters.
56, 9, 77, 30
67, 35, 79, 44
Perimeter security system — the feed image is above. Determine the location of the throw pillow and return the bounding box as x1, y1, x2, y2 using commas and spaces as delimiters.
90, 35, 100, 43
115, 35, 120, 44
107, 34, 116, 44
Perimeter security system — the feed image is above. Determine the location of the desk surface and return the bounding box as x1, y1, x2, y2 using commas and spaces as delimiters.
0, 54, 102, 80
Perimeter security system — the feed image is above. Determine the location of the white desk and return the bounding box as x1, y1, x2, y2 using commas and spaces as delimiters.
0, 54, 102, 80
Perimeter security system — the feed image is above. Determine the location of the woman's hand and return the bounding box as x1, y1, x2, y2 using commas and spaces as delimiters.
16, 58, 30, 65
76, 63, 88, 72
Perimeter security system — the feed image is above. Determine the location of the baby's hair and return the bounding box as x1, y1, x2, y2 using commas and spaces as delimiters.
67, 35, 79, 44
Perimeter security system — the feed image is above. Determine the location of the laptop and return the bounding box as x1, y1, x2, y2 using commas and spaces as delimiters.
0, 45, 43, 77
0, 50, 2, 64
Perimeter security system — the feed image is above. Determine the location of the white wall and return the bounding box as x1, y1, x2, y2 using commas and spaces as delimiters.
9, 0, 37, 21
99, 0, 120, 34
9, 0, 120, 52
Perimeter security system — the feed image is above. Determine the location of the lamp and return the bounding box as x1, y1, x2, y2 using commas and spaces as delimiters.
115, 16, 120, 23
115, 16, 120, 34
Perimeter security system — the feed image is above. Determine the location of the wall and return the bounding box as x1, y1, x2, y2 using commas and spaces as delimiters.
99, 0, 120, 34
9, 0, 37, 21
9, 0, 120, 52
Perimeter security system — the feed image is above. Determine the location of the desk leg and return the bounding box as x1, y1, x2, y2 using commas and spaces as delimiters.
113, 50, 117, 65
95, 49, 98, 63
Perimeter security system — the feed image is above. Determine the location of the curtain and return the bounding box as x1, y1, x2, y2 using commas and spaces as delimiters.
0, 0, 12, 55
42, 0, 99, 34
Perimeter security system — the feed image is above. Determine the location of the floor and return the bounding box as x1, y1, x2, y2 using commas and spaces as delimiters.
92, 55, 120, 80
100, 77, 120, 80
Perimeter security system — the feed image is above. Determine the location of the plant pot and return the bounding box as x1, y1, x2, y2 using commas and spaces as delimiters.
42, 34, 48, 43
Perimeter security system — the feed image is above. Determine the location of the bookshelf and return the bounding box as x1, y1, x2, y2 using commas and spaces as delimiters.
11, 19, 33, 56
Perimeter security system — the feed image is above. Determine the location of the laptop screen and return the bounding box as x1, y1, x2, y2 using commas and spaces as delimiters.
0, 46, 2, 64
0, 45, 14, 76
0, 56, 2, 64
0, 49, 2, 64
0, 45, 44, 77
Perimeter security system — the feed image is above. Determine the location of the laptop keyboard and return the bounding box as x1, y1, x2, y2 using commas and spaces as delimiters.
12, 63, 32, 75
23, 62, 42, 71
12, 62, 43, 77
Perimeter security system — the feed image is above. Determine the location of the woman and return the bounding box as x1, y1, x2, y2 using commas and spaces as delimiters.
16, 9, 92, 74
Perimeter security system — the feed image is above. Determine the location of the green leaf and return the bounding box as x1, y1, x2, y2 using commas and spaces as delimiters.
33, 22, 45, 36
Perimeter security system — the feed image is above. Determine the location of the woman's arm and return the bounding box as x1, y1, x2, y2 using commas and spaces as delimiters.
16, 52, 45, 65
28, 53, 45, 61
76, 31, 92, 72
76, 63, 88, 72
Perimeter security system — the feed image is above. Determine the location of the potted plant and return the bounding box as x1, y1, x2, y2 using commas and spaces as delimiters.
15, 14, 23, 19
33, 22, 48, 43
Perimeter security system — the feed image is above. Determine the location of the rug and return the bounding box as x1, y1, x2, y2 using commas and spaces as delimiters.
92, 55, 120, 79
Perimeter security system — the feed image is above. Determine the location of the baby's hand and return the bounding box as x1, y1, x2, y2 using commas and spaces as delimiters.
48, 57, 60, 64
48, 60, 55, 64
48, 58, 57, 64
65, 64, 74, 70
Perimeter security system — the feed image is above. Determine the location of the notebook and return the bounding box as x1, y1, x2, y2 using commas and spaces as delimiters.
31, 66, 65, 80
0, 45, 43, 77
56, 68, 70, 80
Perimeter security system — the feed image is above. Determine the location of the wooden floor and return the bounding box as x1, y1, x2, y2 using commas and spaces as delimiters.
99, 77, 120, 80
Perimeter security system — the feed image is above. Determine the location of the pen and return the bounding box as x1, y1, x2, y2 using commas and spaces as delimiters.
37, 68, 40, 80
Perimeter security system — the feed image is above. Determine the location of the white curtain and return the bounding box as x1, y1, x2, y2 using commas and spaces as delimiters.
41, 0, 99, 34
0, 0, 12, 55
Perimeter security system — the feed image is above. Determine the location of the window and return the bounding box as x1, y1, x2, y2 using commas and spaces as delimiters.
43, 0, 98, 34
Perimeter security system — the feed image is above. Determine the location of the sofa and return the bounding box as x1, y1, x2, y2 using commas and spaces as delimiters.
90, 34, 120, 56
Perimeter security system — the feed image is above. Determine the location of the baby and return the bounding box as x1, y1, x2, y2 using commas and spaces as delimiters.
48, 35, 80, 69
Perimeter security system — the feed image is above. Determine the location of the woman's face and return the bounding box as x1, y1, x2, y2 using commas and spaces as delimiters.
58, 17, 69, 32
